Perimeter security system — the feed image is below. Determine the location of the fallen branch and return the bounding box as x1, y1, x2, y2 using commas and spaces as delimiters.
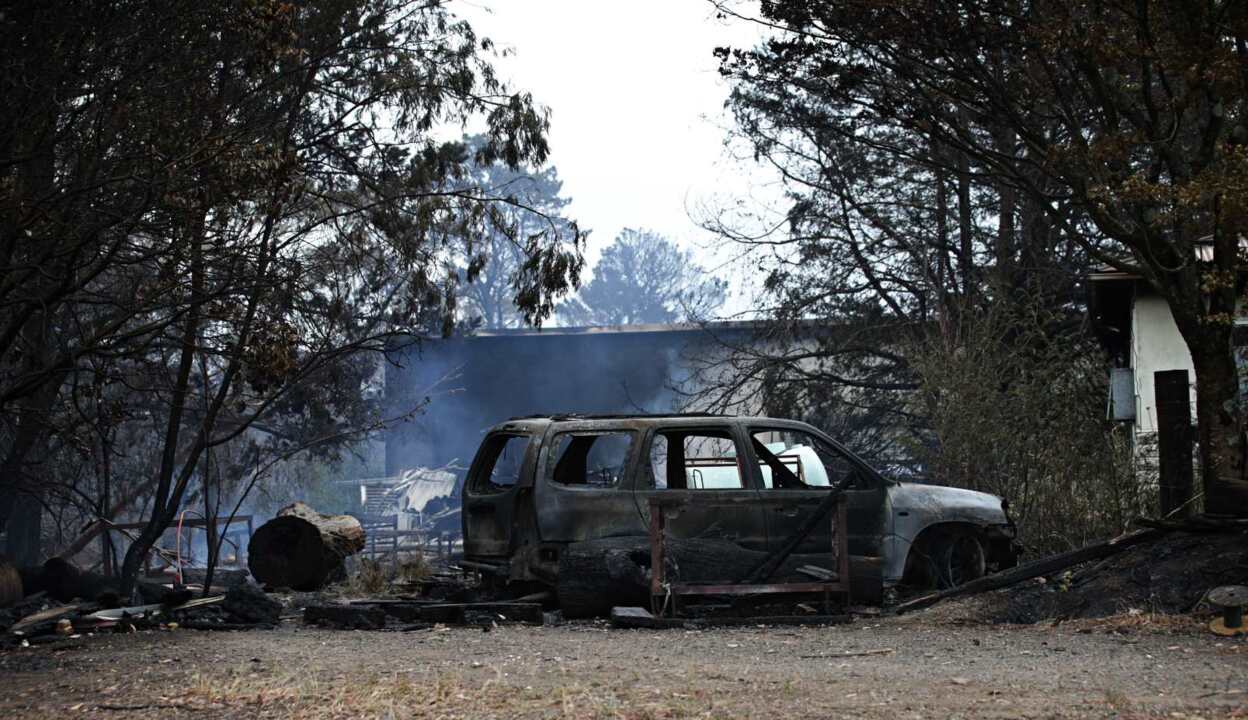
894, 527, 1169, 615
9, 604, 81, 635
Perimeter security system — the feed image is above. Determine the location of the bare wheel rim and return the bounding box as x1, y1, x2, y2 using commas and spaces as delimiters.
945, 534, 985, 587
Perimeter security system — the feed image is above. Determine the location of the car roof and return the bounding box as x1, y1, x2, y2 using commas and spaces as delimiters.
483, 414, 892, 485
490, 414, 816, 432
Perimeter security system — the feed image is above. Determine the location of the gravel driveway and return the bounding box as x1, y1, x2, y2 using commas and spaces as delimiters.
1, 612, 1245, 719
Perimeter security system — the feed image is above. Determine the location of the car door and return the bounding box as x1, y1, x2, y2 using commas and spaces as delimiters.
533, 426, 647, 542
631, 424, 769, 556
744, 424, 887, 600
461, 430, 537, 559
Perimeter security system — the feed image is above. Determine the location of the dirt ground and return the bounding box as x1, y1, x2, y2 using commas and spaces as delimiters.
1, 607, 1246, 720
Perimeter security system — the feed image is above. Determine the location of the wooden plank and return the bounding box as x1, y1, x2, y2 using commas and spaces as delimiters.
303, 605, 387, 629
10, 604, 81, 634
611, 606, 683, 629
1155, 369, 1194, 516
837, 500, 851, 601
457, 602, 543, 624
389, 602, 544, 624
610, 607, 852, 630
670, 582, 845, 596
649, 499, 664, 599
168, 595, 225, 612
81, 603, 164, 622
796, 565, 837, 581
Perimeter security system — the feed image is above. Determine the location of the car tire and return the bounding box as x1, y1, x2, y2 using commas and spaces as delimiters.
933, 531, 986, 589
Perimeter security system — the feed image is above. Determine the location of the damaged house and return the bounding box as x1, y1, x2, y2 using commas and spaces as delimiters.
382, 322, 761, 482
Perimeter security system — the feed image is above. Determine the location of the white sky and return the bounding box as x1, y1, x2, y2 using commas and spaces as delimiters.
456, 1, 782, 314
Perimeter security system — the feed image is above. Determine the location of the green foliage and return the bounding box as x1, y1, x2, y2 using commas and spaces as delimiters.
560, 229, 727, 326
908, 303, 1152, 556
714, 0, 1248, 509
0, 0, 584, 576
452, 135, 580, 331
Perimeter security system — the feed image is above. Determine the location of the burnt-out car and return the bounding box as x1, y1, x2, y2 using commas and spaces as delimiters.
462, 414, 1018, 615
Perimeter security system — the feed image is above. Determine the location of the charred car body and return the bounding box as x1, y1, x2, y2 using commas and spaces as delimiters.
462, 414, 1019, 615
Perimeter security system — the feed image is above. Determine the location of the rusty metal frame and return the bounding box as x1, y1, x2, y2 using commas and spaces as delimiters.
648, 495, 851, 617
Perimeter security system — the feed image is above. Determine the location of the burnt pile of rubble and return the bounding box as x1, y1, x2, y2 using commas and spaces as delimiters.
0, 562, 283, 648
997, 526, 1248, 624
902, 518, 1248, 625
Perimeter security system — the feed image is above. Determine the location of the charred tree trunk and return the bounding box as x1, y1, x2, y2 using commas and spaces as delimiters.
5, 492, 42, 567
248, 503, 365, 591
0, 556, 22, 608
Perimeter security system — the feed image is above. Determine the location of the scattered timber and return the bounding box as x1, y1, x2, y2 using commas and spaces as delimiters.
384, 602, 542, 624
31, 558, 185, 607
451, 602, 544, 624
9, 604, 81, 635
303, 604, 386, 629
609, 606, 851, 630
796, 565, 838, 581
894, 527, 1169, 615
248, 502, 365, 591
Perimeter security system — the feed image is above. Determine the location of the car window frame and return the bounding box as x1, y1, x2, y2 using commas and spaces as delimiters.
742, 424, 882, 491
640, 423, 759, 491
541, 428, 639, 491
466, 431, 534, 494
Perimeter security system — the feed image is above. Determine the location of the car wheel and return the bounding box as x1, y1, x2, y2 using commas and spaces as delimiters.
934, 531, 986, 589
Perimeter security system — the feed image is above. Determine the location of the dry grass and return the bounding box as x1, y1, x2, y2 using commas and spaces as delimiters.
396, 551, 431, 584
347, 558, 390, 596
1057, 610, 1208, 635
173, 665, 725, 719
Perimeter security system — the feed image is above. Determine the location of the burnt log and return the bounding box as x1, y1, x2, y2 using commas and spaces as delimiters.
34, 558, 182, 607
557, 536, 845, 618
248, 503, 365, 591
0, 556, 21, 608
303, 604, 386, 629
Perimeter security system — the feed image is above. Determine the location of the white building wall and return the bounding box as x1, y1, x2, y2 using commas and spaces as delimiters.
1130, 291, 1196, 434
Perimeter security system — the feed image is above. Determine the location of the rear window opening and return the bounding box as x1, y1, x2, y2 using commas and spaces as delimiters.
471, 434, 530, 492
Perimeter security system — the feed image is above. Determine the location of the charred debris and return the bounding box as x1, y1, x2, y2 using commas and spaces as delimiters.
3, 502, 1248, 649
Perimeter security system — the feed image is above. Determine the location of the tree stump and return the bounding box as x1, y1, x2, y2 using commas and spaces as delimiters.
248, 503, 365, 591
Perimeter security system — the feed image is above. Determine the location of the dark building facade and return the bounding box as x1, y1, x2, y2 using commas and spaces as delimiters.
383, 323, 757, 481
